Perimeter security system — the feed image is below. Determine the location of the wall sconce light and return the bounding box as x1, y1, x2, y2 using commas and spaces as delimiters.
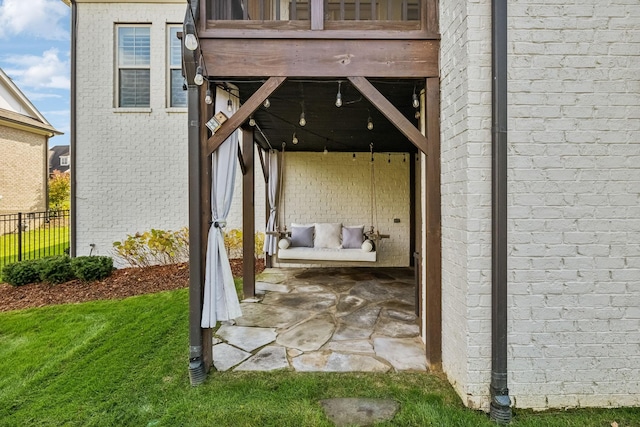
194, 66, 204, 86
335, 82, 342, 107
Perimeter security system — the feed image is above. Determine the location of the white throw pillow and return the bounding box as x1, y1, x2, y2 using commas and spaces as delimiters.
314, 223, 342, 249
278, 238, 291, 249
361, 239, 374, 252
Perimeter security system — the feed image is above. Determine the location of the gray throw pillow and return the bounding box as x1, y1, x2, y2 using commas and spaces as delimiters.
290, 226, 314, 247
342, 226, 365, 249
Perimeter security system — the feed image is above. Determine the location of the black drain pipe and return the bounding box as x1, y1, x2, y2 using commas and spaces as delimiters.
490, 0, 512, 423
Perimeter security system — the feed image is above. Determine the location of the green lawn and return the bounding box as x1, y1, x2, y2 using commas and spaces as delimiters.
0, 226, 69, 278
0, 289, 638, 426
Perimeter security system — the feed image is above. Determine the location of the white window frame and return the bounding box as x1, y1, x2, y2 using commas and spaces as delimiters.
167, 24, 187, 109
115, 24, 151, 109
59, 156, 70, 167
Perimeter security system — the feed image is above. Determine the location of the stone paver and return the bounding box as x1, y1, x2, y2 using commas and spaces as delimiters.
235, 345, 289, 371
332, 306, 380, 341
234, 302, 311, 329
373, 337, 427, 371
216, 325, 277, 352
292, 351, 389, 372
212, 343, 251, 372
320, 398, 399, 427
374, 316, 420, 338
256, 281, 291, 294
276, 313, 335, 351
261, 292, 337, 312
323, 339, 374, 354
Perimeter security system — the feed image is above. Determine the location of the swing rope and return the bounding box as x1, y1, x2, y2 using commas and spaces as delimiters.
369, 143, 379, 239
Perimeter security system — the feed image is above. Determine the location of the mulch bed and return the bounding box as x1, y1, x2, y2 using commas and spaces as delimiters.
0, 258, 264, 313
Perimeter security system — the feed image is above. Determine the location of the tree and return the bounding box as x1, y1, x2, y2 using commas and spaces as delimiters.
49, 170, 70, 211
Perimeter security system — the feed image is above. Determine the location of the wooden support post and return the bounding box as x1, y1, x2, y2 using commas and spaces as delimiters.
200, 83, 213, 370
242, 128, 256, 299
425, 77, 442, 369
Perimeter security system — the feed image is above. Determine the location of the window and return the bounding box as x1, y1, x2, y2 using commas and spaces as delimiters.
116, 25, 150, 108
59, 156, 70, 167
168, 26, 187, 108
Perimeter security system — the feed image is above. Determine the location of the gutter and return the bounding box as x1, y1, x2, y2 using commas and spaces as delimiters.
69, 0, 77, 257
490, 0, 512, 423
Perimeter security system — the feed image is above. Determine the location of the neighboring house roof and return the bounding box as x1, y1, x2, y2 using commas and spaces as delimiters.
49, 145, 71, 174
0, 68, 62, 137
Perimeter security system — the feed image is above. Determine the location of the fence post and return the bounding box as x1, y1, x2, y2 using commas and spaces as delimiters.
17, 212, 22, 262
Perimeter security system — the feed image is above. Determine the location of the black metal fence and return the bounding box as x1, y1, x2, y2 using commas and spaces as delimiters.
0, 210, 70, 271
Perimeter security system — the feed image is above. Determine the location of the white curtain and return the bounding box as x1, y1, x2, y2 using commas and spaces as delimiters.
263, 149, 280, 255
202, 86, 242, 328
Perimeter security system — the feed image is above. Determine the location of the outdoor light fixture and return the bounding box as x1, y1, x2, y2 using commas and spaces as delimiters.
205, 84, 212, 105
323, 146, 328, 155
367, 115, 374, 131
263, 98, 271, 108
299, 111, 306, 127
335, 82, 342, 107
194, 66, 204, 86
415, 110, 421, 119
249, 115, 256, 126
412, 86, 420, 108
292, 133, 298, 144
227, 99, 233, 112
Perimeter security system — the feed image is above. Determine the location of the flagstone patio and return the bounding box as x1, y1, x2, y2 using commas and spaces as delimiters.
212, 267, 427, 372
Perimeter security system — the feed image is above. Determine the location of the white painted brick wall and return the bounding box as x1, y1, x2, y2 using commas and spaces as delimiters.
441, 0, 640, 411
74, 2, 264, 264
275, 152, 411, 267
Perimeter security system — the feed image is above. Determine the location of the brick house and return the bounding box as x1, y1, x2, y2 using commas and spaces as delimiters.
0, 68, 62, 215
68, 0, 640, 415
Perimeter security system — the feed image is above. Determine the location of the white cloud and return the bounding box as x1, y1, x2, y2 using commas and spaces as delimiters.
3, 49, 70, 90
0, 0, 69, 40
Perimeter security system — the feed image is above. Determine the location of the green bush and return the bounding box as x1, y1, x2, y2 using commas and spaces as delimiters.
38, 256, 74, 284
71, 256, 113, 281
2, 259, 43, 287
113, 228, 189, 267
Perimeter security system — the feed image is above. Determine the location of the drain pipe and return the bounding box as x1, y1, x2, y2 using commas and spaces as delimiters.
69, 0, 77, 257
490, 0, 512, 423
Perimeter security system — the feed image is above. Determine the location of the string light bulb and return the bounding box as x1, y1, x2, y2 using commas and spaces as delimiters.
249, 115, 256, 126
412, 86, 420, 108
352, 153, 356, 162
323, 146, 328, 155
415, 110, 420, 119
205, 88, 212, 105
335, 82, 342, 107
263, 98, 270, 108
184, 33, 198, 51
367, 115, 374, 131
299, 111, 306, 127
292, 133, 298, 144
194, 66, 204, 86
227, 98, 233, 112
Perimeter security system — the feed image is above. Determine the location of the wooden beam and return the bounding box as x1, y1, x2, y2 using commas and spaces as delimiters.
348, 76, 429, 154
257, 146, 268, 182
200, 39, 438, 78
206, 77, 286, 156
425, 77, 442, 369
242, 128, 256, 299
237, 145, 247, 176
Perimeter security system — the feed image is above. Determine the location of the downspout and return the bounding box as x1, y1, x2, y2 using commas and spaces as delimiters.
187, 84, 205, 385
69, 0, 77, 257
490, 0, 512, 423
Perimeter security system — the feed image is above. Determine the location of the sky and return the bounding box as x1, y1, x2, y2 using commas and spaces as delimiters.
0, 0, 70, 147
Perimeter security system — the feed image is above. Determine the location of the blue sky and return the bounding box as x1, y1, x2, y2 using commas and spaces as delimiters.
0, 0, 70, 147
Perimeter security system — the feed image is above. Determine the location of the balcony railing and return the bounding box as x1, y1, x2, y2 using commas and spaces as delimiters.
203, 0, 433, 35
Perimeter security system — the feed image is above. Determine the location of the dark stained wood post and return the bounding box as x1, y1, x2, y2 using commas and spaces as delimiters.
242, 128, 256, 298
425, 76, 442, 369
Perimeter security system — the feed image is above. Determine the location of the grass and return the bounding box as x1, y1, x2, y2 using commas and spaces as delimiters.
0, 290, 639, 426
0, 226, 69, 279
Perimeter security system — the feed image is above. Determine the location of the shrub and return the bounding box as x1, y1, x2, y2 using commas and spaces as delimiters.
113, 228, 189, 268
71, 256, 113, 281
2, 259, 43, 287
224, 229, 266, 259
39, 256, 75, 284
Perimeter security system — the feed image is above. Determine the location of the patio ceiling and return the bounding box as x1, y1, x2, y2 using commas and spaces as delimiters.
219, 78, 424, 153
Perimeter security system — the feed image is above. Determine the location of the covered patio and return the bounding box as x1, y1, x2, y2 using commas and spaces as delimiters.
211, 267, 426, 372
